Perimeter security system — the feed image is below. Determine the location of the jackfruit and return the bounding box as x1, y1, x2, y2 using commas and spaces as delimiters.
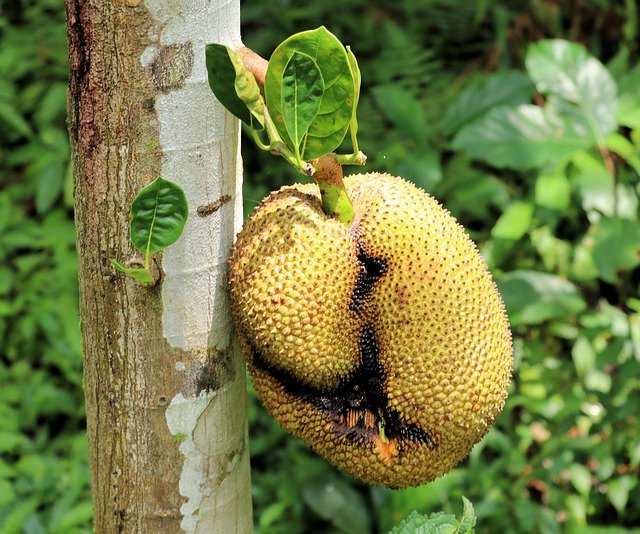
229, 173, 512, 488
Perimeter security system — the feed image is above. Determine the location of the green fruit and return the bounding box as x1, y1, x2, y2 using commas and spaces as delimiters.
229, 173, 512, 488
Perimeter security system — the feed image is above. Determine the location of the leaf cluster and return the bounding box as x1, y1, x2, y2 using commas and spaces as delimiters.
206, 27, 364, 176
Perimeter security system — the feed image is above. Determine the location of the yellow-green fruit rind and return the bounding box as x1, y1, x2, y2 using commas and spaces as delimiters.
229, 173, 512, 488
229, 188, 362, 389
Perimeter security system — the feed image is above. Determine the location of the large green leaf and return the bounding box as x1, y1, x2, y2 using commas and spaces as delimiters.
442, 71, 534, 135
452, 105, 588, 169
281, 51, 324, 157
525, 39, 618, 143
205, 44, 264, 128
265, 27, 355, 159
497, 270, 586, 326
130, 177, 188, 255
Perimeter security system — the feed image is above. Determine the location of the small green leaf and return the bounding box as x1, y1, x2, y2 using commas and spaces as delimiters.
525, 39, 618, 143
491, 201, 534, 240
110, 259, 154, 286
459, 497, 477, 532
572, 336, 596, 377
608, 475, 638, 514
281, 51, 324, 157
205, 44, 264, 128
35, 159, 64, 215
568, 463, 592, 498
130, 177, 188, 256
535, 173, 571, 210
0, 101, 33, 138
452, 105, 588, 169
565, 494, 587, 526
265, 26, 355, 159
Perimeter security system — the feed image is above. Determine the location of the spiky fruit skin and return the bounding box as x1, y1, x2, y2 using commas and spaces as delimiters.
229, 173, 512, 488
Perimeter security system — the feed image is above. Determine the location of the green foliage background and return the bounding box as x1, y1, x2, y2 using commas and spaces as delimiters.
1, 1, 639, 532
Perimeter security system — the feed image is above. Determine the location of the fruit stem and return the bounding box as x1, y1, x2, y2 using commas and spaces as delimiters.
236, 47, 356, 225
310, 155, 355, 225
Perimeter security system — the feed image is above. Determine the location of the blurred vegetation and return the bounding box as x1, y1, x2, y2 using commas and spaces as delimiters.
1, 0, 639, 532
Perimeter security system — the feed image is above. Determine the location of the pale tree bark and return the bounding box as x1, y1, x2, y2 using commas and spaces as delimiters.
66, 0, 252, 532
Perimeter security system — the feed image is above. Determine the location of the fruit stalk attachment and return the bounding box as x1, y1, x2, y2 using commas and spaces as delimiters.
310, 155, 355, 225
205, 27, 366, 225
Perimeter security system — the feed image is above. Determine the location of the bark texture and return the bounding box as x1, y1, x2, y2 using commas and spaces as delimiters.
66, 1, 251, 531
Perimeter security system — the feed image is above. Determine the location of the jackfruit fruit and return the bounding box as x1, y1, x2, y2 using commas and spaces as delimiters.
229, 173, 512, 488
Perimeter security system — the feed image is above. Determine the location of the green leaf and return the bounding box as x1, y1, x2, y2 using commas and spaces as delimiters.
497, 270, 586, 326
372, 85, 428, 146
0, 101, 32, 138
130, 177, 188, 256
281, 51, 324, 157
459, 497, 477, 532
568, 463, 592, 497
525, 39, 618, 143
205, 44, 264, 128
608, 475, 638, 514
572, 336, 596, 377
491, 201, 534, 240
265, 26, 355, 159
388, 497, 476, 534
35, 159, 64, 215
452, 105, 588, 169
606, 133, 640, 174
584, 369, 612, 393
346, 45, 361, 129
591, 217, 640, 283
565, 494, 587, 526
442, 71, 534, 135
109, 259, 154, 286
535, 173, 571, 210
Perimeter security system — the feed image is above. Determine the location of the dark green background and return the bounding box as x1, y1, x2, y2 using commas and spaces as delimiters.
1, 1, 639, 532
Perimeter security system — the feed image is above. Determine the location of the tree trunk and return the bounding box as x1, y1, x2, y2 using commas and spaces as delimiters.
66, 1, 252, 532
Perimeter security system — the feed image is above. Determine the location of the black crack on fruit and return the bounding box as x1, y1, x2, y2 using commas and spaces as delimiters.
350, 247, 387, 311
250, 324, 436, 452
229, 173, 513, 488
